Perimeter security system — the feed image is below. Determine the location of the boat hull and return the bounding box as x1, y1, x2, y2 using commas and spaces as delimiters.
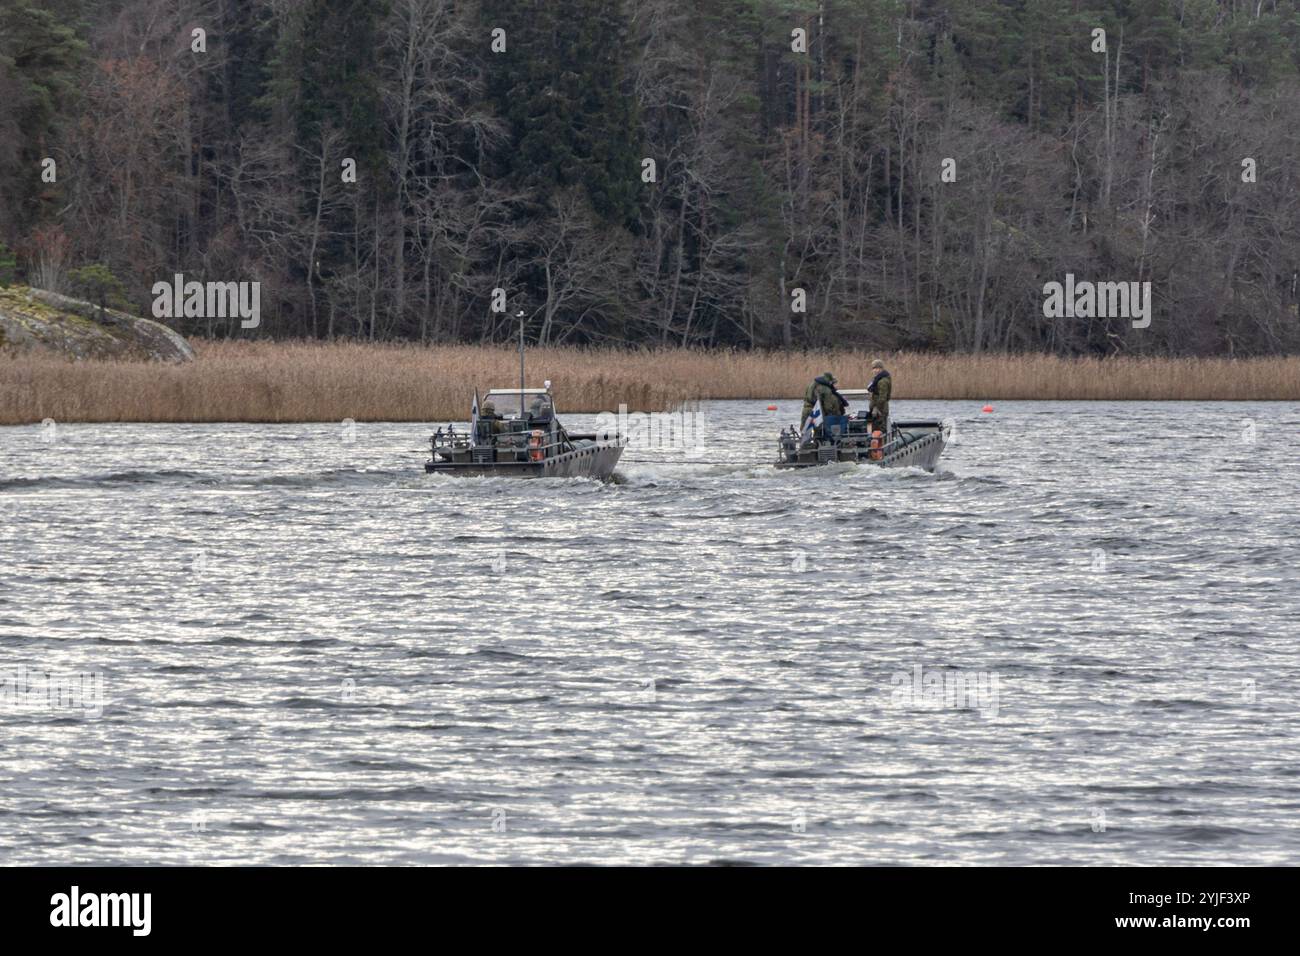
775, 420, 947, 472
426, 440, 625, 479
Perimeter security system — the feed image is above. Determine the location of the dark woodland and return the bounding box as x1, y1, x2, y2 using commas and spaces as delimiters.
3, 0, 1300, 355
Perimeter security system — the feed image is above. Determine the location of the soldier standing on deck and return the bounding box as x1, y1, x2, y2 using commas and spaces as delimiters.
801, 372, 846, 423
867, 360, 891, 434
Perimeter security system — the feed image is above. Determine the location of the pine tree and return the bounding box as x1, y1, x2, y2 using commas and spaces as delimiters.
0, 0, 87, 235
481, 0, 641, 225
264, 0, 390, 166
0, 241, 18, 287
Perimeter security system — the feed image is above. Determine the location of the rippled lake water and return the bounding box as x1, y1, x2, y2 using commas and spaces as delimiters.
2, 400, 1298, 865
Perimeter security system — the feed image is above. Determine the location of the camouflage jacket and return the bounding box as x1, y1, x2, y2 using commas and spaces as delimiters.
868, 370, 892, 410
802, 377, 846, 418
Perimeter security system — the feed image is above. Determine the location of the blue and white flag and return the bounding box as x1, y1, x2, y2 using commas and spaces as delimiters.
470, 390, 480, 436
800, 398, 822, 444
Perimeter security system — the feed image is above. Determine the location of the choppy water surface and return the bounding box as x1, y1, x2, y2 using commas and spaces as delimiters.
1, 400, 1298, 865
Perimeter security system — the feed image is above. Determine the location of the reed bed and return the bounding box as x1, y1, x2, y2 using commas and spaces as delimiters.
661, 350, 1300, 402
2, 341, 1297, 425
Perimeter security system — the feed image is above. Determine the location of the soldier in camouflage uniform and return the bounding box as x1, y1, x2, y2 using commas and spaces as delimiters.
528, 395, 553, 422
801, 372, 846, 424
479, 400, 504, 438
867, 360, 891, 434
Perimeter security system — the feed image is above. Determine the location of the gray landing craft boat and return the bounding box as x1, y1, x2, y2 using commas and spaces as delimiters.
776, 388, 949, 471
426, 386, 627, 479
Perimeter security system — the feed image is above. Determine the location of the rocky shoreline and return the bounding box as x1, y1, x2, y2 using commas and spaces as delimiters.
0, 286, 194, 363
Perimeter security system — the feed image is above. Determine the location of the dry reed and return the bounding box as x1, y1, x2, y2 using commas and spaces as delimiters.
2, 341, 1297, 425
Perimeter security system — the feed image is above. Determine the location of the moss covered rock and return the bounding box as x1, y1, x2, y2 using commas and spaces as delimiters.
0, 286, 194, 362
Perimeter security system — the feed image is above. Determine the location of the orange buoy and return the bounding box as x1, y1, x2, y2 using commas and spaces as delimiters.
982, 404, 994, 413
766, 404, 778, 411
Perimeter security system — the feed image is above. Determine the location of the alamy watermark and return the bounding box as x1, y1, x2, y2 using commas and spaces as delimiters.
594, 404, 708, 455
151, 273, 260, 329
49, 886, 150, 936
889, 664, 1001, 718
1043, 274, 1151, 329
2, 666, 104, 719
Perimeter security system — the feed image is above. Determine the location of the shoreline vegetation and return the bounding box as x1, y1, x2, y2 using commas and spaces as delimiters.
3, 343, 1299, 425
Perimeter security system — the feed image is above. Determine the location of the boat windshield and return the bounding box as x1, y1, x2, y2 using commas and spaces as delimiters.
489, 399, 552, 420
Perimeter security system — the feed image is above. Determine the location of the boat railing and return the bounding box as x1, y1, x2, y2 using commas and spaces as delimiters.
431, 425, 472, 455
522, 429, 578, 461
431, 418, 606, 463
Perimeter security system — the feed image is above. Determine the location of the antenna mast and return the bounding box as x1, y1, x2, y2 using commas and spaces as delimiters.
516, 310, 526, 418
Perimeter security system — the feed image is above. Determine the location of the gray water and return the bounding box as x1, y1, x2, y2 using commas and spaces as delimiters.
2, 400, 1298, 865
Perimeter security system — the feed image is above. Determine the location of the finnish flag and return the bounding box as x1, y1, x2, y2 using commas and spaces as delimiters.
800, 398, 822, 444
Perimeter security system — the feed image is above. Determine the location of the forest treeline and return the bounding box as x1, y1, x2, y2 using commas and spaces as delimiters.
2, 0, 1300, 355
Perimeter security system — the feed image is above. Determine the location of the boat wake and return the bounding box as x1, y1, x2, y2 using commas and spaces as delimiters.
613, 457, 950, 486
0, 467, 405, 493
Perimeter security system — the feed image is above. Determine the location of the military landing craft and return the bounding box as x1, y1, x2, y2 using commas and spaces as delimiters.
425, 385, 626, 479
776, 388, 949, 471
426, 309, 625, 479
